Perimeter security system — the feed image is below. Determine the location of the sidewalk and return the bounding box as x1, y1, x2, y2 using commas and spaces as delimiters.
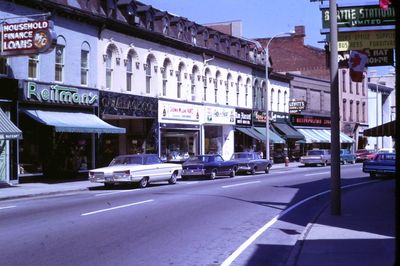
288, 179, 396, 266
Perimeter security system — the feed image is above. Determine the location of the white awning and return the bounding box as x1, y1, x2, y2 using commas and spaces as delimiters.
0, 108, 22, 140
297, 128, 354, 143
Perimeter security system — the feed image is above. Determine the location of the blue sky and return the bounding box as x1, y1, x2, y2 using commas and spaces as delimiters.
141, 0, 393, 74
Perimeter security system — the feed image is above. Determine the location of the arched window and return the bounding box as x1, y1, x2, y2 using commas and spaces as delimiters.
215, 71, 220, 103
236, 76, 242, 106
177, 63, 185, 99
146, 56, 153, 94
126, 53, 133, 91
81, 42, 90, 86
28, 55, 39, 80
55, 36, 66, 82
162, 59, 171, 97
105, 44, 117, 90
284, 91, 288, 112
226, 74, 232, 105
245, 78, 251, 107
191, 66, 199, 101
343, 99, 347, 121
270, 88, 274, 110
204, 68, 210, 102
350, 100, 354, 121
277, 90, 281, 111
261, 82, 266, 110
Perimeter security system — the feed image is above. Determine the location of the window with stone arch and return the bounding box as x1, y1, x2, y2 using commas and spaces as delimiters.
177, 62, 185, 99
245, 78, 251, 107
191, 65, 199, 101
226, 73, 232, 105
145, 54, 156, 94
284, 91, 288, 112
105, 43, 118, 90
215, 70, 221, 104
261, 81, 266, 110
204, 68, 211, 102
55, 36, 66, 82
270, 88, 274, 110
126, 48, 138, 92
253, 80, 259, 109
277, 90, 281, 111
81, 42, 90, 86
162, 58, 172, 97
237, 76, 242, 106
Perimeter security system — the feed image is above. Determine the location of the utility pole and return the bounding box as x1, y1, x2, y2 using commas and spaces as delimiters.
329, 0, 341, 215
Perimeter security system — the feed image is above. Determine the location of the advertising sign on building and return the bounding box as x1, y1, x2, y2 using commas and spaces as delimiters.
23, 81, 99, 106
337, 30, 395, 52
321, 4, 395, 29
253, 110, 267, 127
339, 49, 394, 68
1, 20, 57, 56
159, 100, 202, 124
205, 106, 235, 125
290, 114, 331, 127
235, 108, 252, 127
289, 100, 306, 113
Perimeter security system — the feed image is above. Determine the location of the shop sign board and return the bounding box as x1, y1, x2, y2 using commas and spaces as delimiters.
339, 48, 394, 67
290, 114, 331, 127
1, 20, 57, 56
100, 91, 157, 118
321, 4, 395, 29
159, 100, 202, 124
289, 100, 306, 113
205, 106, 235, 125
337, 30, 395, 51
270, 111, 289, 122
253, 110, 267, 126
235, 108, 252, 127
23, 81, 98, 106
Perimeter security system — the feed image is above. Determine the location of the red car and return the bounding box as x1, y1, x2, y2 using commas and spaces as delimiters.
356, 149, 377, 162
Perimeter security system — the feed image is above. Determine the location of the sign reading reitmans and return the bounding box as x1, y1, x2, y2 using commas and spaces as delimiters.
1, 20, 56, 56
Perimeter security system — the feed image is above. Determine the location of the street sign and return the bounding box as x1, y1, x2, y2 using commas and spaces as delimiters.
321, 4, 396, 29
337, 30, 395, 51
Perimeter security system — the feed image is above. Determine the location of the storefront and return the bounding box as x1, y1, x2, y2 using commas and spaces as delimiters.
99, 91, 157, 166
270, 111, 304, 162
203, 105, 235, 160
158, 100, 203, 163
18, 81, 125, 179
234, 108, 254, 152
290, 113, 354, 155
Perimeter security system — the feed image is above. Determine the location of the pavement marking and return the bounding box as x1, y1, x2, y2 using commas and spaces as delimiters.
221, 180, 378, 266
81, 199, 154, 216
304, 171, 330, 176
222, 181, 261, 189
0, 206, 16, 210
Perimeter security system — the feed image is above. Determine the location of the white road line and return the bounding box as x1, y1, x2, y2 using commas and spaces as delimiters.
81, 199, 153, 216
304, 171, 330, 176
0, 206, 16, 210
221, 180, 378, 266
222, 181, 260, 188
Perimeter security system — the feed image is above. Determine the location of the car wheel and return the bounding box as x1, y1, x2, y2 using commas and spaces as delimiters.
138, 177, 149, 188
168, 172, 177, 184
209, 170, 217, 180
265, 166, 270, 174
250, 167, 256, 175
229, 167, 236, 178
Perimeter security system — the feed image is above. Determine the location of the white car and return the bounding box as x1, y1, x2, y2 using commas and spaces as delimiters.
300, 149, 331, 167
89, 154, 182, 188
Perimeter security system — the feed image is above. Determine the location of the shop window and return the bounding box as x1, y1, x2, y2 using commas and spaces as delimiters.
28, 55, 39, 79
204, 126, 222, 155
160, 130, 199, 162
55, 44, 65, 82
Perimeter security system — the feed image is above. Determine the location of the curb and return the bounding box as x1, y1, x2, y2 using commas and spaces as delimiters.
0, 187, 92, 201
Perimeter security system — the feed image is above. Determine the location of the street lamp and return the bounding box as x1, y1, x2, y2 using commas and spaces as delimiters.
264, 32, 293, 160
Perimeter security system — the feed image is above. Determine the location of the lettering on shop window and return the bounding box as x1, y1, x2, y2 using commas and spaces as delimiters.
100, 92, 157, 117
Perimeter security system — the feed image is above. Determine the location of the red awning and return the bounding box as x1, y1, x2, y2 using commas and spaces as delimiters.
363, 120, 396, 137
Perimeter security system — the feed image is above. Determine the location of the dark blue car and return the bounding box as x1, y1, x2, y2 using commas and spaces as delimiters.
181, 154, 238, 180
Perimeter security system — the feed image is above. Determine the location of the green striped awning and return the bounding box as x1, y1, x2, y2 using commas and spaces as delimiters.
254, 127, 285, 144
0, 108, 22, 140
296, 128, 354, 144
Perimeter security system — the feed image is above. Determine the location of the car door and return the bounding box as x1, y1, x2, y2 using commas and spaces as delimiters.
213, 155, 227, 175
145, 155, 166, 181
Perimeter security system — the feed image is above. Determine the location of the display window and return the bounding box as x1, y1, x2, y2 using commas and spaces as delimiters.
160, 129, 199, 163
204, 126, 222, 155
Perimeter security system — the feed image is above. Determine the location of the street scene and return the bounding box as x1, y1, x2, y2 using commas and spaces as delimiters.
0, 0, 397, 265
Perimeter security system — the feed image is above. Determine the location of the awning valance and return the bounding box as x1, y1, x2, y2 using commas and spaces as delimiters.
254, 127, 285, 144
296, 128, 354, 144
0, 108, 22, 140
363, 120, 396, 137
23, 109, 126, 134
272, 122, 304, 140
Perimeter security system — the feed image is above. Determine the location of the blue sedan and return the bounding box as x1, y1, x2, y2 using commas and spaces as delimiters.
181, 154, 238, 180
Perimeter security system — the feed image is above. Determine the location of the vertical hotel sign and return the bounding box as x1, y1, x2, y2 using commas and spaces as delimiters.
1, 20, 56, 56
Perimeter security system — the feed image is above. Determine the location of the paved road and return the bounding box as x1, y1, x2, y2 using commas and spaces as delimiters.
0, 164, 371, 266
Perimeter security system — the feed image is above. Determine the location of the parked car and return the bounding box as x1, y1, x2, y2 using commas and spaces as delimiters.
363, 152, 396, 178
181, 154, 238, 180
88, 154, 182, 188
340, 149, 356, 164
300, 149, 331, 167
230, 152, 273, 174
355, 149, 377, 162
377, 148, 395, 154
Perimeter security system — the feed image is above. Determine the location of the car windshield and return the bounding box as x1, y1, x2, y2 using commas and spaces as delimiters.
307, 150, 323, 156
186, 156, 212, 163
231, 153, 253, 159
109, 156, 143, 166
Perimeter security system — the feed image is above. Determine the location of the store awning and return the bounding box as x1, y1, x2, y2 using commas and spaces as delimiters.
272, 122, 304, 140
236, 127, 262, 141
0, 108, 22, 140
363, 120, 396, 137
23, 109, 126, 134
254, 127, 285, 144
296, 128, 354, 144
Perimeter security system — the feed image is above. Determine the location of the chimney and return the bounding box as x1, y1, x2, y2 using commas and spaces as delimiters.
294, 25, 305, 37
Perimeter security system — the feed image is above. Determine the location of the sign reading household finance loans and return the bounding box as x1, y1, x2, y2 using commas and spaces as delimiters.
0, 20, 57, 56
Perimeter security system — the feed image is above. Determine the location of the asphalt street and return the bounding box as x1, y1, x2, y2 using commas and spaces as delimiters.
0, 164, 373, 266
